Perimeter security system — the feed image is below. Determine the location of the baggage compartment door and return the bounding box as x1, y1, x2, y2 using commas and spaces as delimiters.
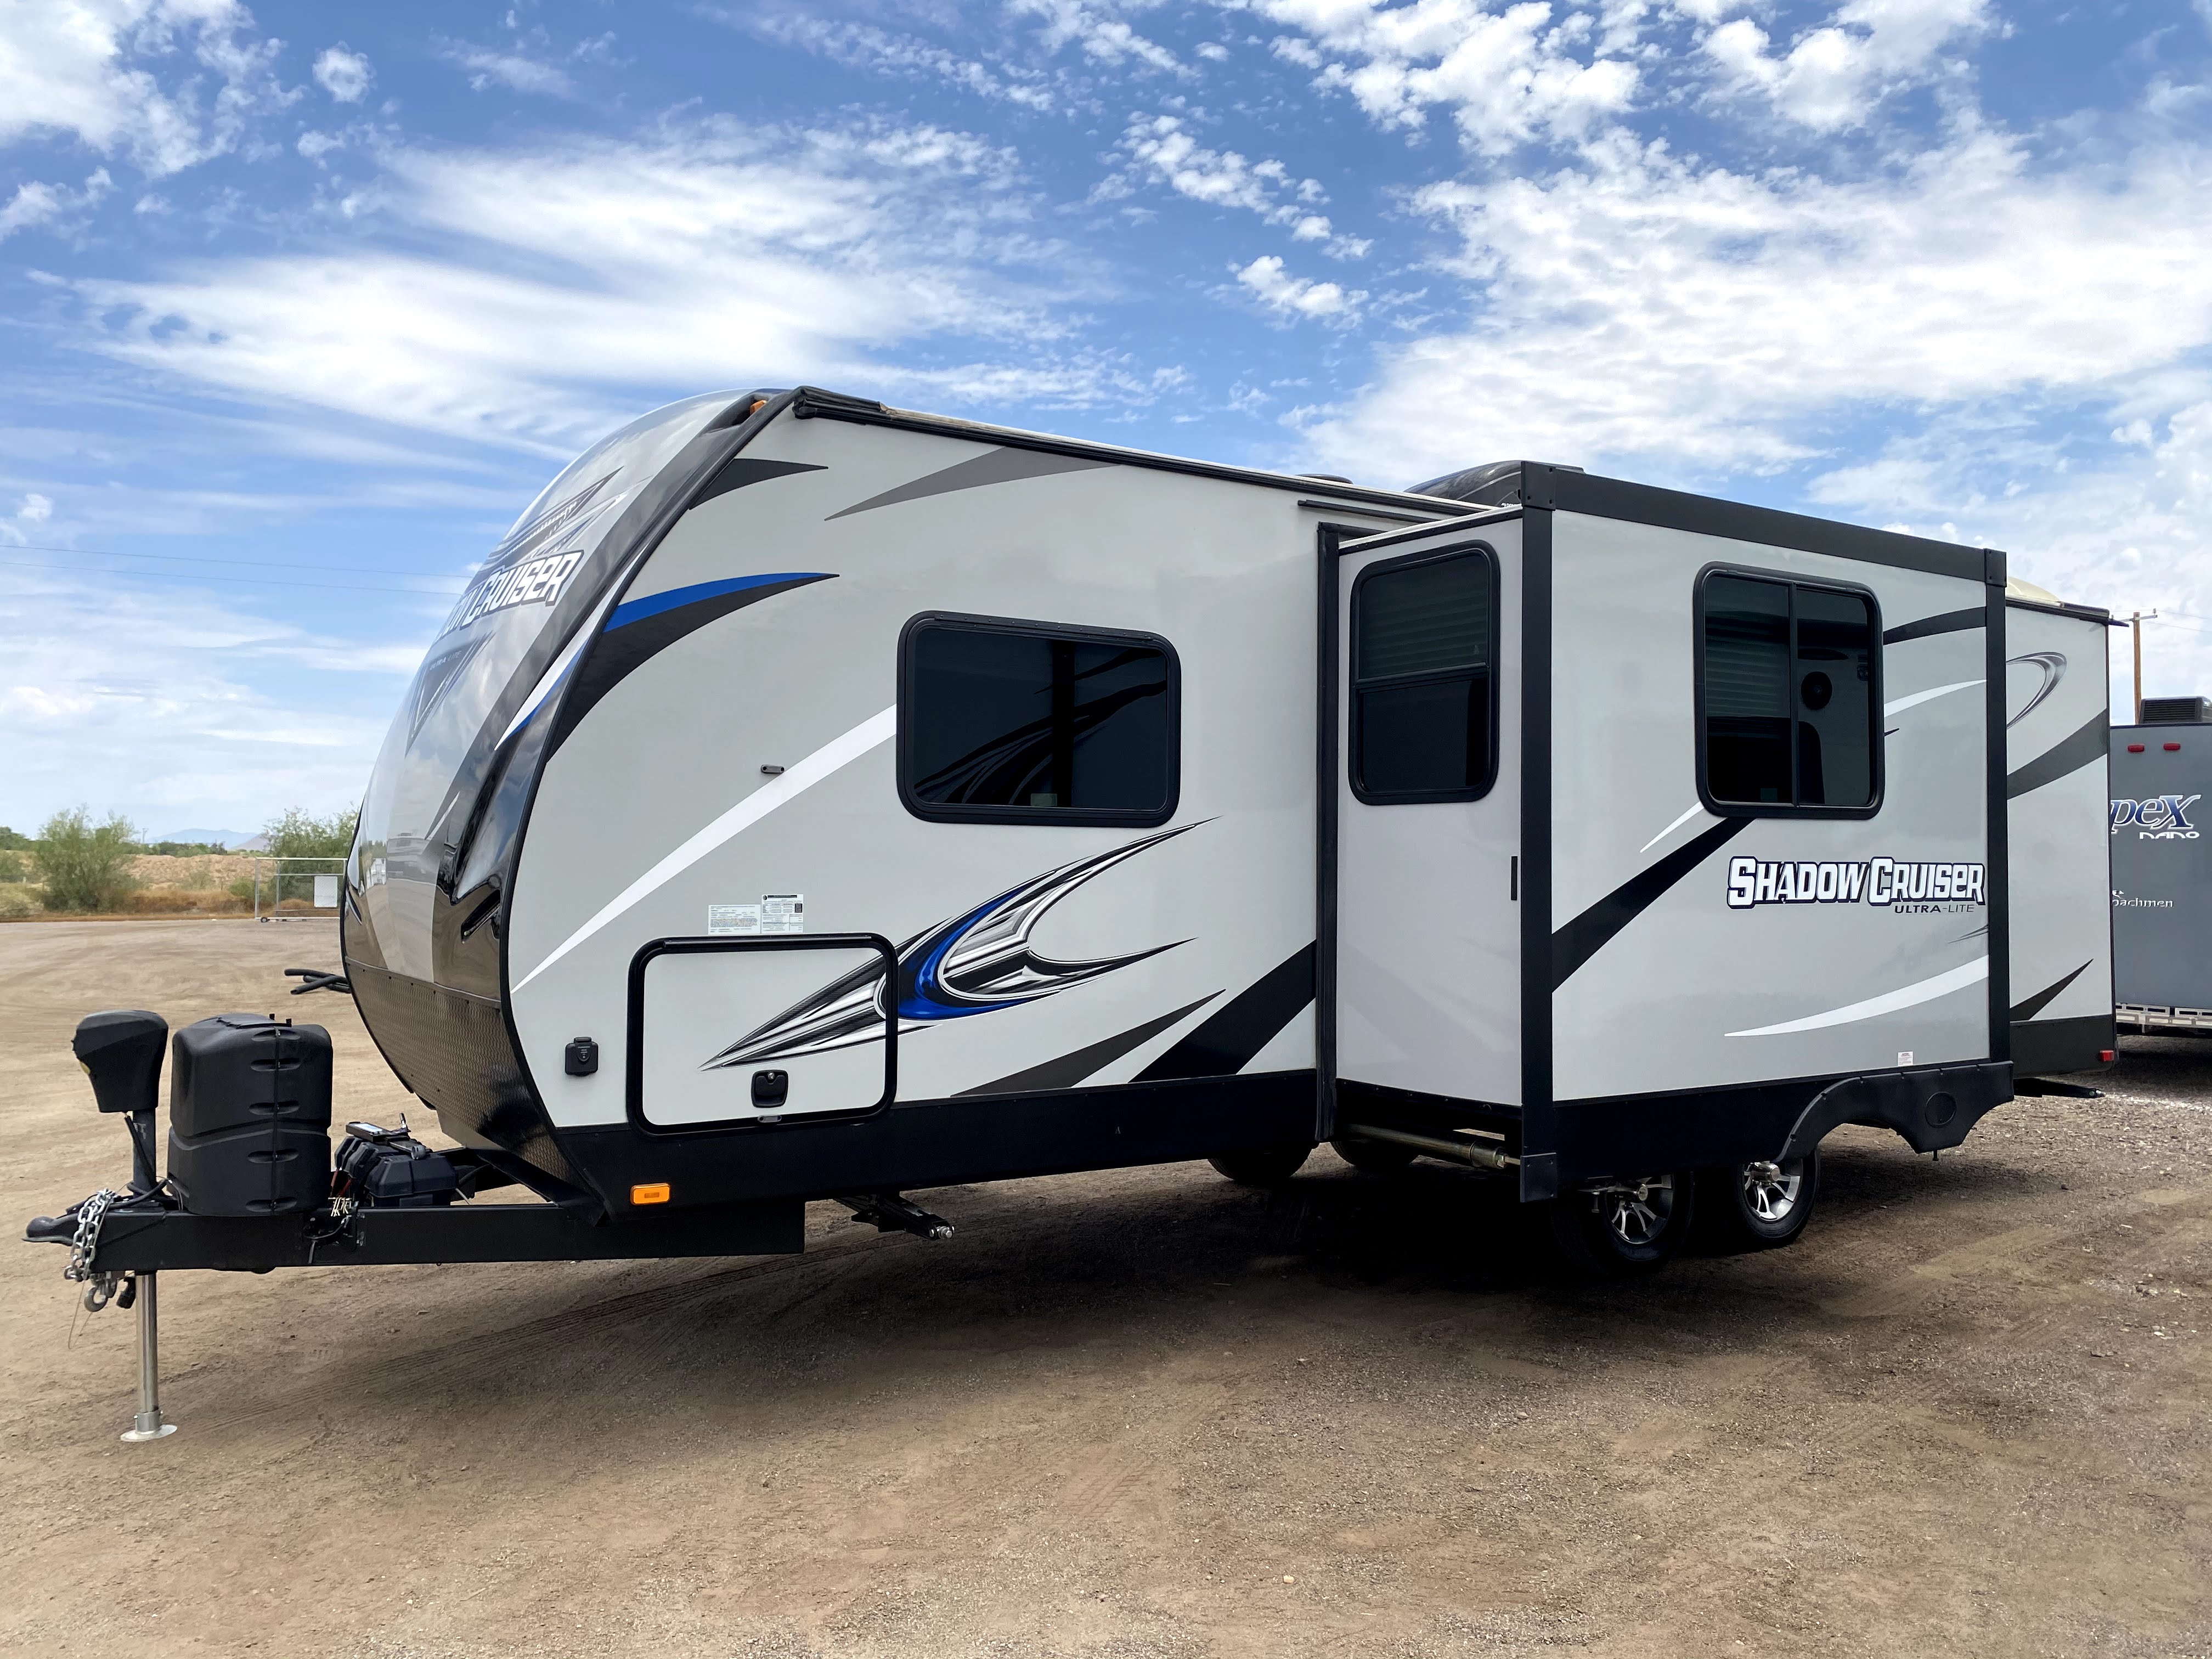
629, 934, 898, 1130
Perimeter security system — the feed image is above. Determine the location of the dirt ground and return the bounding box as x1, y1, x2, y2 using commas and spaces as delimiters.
2, 919, 2207, 1658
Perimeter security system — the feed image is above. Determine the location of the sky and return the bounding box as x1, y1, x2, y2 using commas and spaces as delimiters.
4, 0, 2212, 836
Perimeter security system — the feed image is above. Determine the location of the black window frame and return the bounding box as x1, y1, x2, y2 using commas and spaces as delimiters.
896, 610, 1182, 828
1693, 562, 1885, 820
1347, 541, 1503, 806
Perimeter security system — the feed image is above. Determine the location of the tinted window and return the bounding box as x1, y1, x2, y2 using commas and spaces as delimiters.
1700, 572, 1878, 812
1352, 550, 1497, 802
902, 618, 1176, 823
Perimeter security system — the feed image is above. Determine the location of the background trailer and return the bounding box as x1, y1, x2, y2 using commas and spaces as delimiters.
2112, 698, 2212, 1033
30, 387, 2108, 1433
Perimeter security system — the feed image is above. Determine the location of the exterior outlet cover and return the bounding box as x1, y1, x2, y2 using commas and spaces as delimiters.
565, 1037, 600, 1076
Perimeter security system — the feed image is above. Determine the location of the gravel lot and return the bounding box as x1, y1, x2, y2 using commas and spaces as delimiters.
2, 919, 2207, 1657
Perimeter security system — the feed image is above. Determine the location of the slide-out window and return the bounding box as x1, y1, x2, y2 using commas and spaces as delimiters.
899, 613, 1178, 826
1699, 569, 1881, 814
1350, 545, 1499, 803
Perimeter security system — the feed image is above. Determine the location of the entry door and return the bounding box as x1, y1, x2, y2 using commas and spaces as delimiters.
1333, 522, 1523, 1107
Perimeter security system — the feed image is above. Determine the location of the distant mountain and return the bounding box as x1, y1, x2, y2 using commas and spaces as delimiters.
150, 828, 261, 849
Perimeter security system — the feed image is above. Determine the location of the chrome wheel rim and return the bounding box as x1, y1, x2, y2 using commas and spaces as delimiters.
1741, 1159, 1802, 1224
1592, 1173, 1676, 1248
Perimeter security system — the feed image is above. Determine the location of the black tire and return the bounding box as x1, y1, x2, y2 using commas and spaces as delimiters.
1207, 1146, 1312, 1187
1330, 1134, 1419, 1177
1546, 1170, 1696, 1275
1699, 1148, 1819, 1252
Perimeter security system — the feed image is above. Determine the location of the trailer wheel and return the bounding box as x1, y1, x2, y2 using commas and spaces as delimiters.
1330, 1135, 1419, 1177
1547, 1171, 1695, 1275
1701, 1149, 1819, 1251
1207, 1147, 1312, 1187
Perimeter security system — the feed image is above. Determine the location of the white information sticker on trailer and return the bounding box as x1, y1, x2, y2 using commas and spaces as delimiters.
313, 874, 338, 909
708, 902, 761, 936
761, 894, 805, 934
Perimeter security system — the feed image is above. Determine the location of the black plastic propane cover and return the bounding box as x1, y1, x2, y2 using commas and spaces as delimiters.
165, 1014, 334, 1217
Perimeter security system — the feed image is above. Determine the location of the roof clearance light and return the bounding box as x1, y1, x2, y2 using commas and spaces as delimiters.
631, 1182, 672, 1205
2128, 743, 2146, 753
2166, 742, 2182, 751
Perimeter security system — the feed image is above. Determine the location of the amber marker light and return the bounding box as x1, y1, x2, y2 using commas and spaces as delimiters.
631, 1183, 672, 1205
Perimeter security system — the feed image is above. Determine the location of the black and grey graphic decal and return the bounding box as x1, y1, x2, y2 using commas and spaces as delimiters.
1131, 944, 1316, 1081
2007, 710, 2106, 799
2011, 961, 2091, 1022
2007, 650, 2067, 727
1553, 819, 1748, 990
957, 992, 1222, 1097
548, 571, 834, 750
827, 446, 1111, 521
704, 824, 1198, 1069
692, 456, 823, 507
405, 635, 488, 741
1883, 608, 1984, 646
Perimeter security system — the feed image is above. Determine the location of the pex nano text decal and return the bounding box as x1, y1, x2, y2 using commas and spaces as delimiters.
1726, 857, 1987, 911
2111, 795, 2200, 839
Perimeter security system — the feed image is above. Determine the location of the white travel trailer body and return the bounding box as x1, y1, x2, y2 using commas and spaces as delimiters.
32, 386, 2126, 1442
340, 388, 2019, 1227
2002, 589, 2115, 1075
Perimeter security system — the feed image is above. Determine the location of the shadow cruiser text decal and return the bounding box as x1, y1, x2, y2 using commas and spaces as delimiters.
1726, 857, 1986, 911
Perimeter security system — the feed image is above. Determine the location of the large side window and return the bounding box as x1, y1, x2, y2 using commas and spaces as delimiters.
899, 613, 1178, 826
1350, 546, 1498, 803
1699, 569, 1880, 814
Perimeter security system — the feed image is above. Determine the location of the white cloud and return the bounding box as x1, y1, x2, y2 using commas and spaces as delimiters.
1012, 0, 1183, 73
72, 122, 1134, 449
1237, 253, 1364, 321
0, 0, 294, 176
312, 42, 371, 102
0, 170, 112, 240
1295, 126, 2212, 487
443, 44, 574, 98
1253, 0, 1640, 154
1702, 0, 1990, 131
1114, 114, 1369, 255
738, 11, 1058, 109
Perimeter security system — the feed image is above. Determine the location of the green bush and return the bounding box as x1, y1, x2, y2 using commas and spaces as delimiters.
0, 885, 40, 920
0, 849, 25, 883
36, 809, 140, 912
0, 825, 33, 852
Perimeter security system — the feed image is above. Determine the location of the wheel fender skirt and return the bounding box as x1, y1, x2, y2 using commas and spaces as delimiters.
1777, 1060, 2014, 1164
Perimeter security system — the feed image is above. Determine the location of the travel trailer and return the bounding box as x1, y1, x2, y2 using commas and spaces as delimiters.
30, 386, 2112, 1437
2112, 696, 2212, 1032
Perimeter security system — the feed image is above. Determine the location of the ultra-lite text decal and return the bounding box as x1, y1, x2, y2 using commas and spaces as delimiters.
1726, 857, 1986, 910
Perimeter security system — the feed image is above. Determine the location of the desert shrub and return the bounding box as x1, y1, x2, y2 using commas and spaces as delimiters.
0, 849, 25, 882
0, 825, 32, 851
0, 886, 40, 920
37, 809, 140, 912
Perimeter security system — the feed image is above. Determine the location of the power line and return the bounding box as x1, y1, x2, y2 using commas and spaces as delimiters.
0, 555, 464, 598
0, 538, 471, 579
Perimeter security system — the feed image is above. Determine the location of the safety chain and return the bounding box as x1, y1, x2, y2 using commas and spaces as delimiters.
63, 1189, 127, 1311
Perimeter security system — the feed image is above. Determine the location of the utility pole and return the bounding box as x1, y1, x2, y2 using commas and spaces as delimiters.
2131, 610, 2159, 724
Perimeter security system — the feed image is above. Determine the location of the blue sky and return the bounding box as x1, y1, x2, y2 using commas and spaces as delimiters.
4, 0, 2212, 834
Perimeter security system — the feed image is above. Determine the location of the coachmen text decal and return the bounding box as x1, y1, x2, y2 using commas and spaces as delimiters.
1726, 857, 1987, 912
